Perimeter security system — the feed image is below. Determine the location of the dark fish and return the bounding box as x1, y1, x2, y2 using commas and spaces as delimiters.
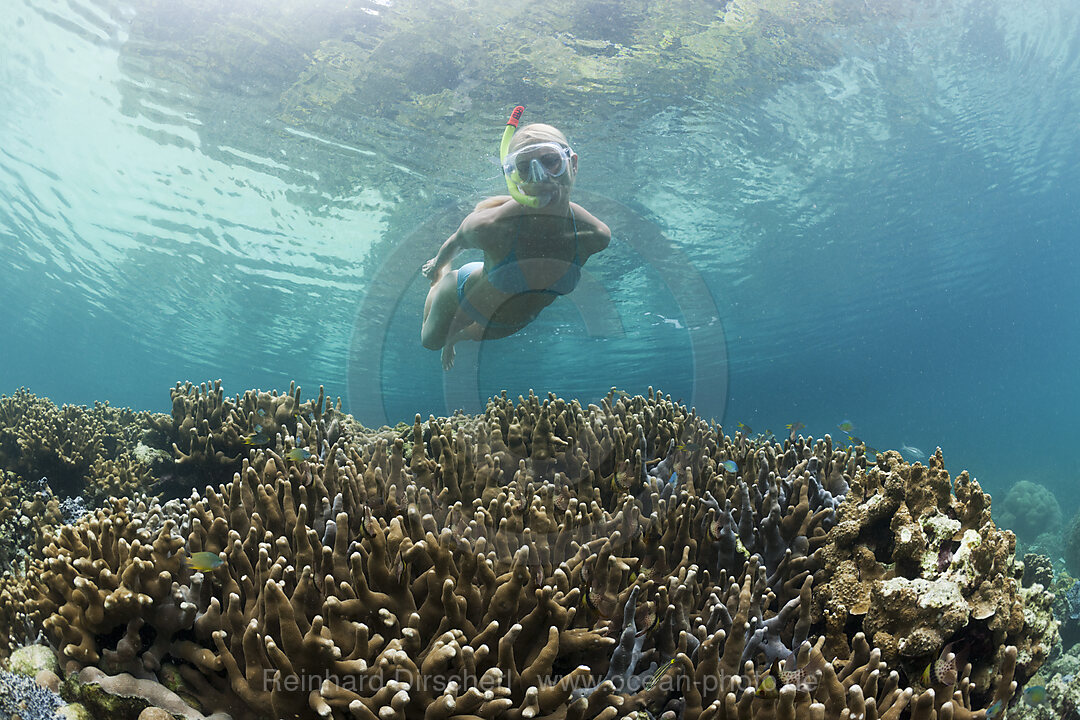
242, 432, 270, 446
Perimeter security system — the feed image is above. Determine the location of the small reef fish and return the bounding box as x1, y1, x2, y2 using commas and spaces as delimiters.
285, 447, 311, 462
786, 422, 805, 442
920, 643, 957, 686
901, 444, 926, 461
668, 471, 678, 485
721, 459, 738, 473
779, 652, 824, 693
582, 584, 612, 620
1023, 685, 1047, 705
736, 422, 753, 434
707, 515, 724, 542
756, 672, 779, 698
392, 551, 408, 583
635, 604, 659, 637
837, 420, 856, 433
984, 699, 1004, 718
610, 460, 633, 491
242, 431, 270, 446
676, 442, 701, 452
185, 551, 224, 572
644, 659, 675, 691
359, 506, 379, 538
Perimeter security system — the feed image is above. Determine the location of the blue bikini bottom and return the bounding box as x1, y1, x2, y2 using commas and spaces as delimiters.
456, 262, 532, 331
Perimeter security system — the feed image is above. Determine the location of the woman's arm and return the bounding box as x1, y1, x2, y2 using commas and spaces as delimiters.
422, 202, 512, 279
422, 220, 477, 280
570, 203, 612, 258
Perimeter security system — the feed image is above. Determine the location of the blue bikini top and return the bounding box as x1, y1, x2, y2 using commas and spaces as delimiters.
484, 207, 581, 296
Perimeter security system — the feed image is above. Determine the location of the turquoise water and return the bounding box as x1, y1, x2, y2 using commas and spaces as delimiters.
2, 0, 1078, 507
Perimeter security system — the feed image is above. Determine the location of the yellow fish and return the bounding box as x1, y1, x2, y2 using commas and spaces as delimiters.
1023, 685, 1047, 705
185, 551, 224, 572
756, 673, 778, 697
285, 447, 311, 462
644, 659, 675, 691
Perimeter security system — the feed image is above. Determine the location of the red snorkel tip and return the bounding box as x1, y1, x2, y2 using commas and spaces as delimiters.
507, 105, 525, 127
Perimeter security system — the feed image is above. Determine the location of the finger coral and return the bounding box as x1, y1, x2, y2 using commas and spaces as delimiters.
148, 381, 355, 494
0, 388, 155, 501
0, 385, 1054, 720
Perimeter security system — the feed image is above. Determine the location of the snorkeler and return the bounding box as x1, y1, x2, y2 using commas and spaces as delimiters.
420, 107, 611, 370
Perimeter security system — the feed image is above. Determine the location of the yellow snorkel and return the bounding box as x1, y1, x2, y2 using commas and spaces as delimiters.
500, 105, 543, 208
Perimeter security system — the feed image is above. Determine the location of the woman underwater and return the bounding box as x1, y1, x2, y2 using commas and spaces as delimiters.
421, 108, 611, 370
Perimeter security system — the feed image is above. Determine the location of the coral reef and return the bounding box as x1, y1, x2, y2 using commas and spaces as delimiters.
0, 389, 156, 502
1022, 554, 1054, 591
146, 381, 356, 491
1066, 508, 1080, 579
0, 668, 63, 720
0, 386, 1053, 720
996, 480, 1063, 558
814, 450, 1056, 693
0, 471, 64, 569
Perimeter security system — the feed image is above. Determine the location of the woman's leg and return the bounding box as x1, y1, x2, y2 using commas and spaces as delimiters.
440, 321, 487, 370
421, 269, 463, 351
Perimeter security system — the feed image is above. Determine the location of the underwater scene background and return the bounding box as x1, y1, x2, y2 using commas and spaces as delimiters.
3, 0, 1079, 498
2, 0, 1080, 718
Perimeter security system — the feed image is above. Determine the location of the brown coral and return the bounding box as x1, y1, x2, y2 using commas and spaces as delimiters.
814, 448, 1057, 706
0, 385, 1044, 720
0, 388, 155, 501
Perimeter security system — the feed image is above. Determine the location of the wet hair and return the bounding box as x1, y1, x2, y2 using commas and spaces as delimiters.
507, 123, 571, 153
471, 123, 574, 212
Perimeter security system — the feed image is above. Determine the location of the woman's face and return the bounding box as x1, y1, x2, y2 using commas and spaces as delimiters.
506, 142, 577, 206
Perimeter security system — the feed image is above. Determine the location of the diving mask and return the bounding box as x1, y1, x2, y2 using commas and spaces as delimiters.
501, 142, 574, 185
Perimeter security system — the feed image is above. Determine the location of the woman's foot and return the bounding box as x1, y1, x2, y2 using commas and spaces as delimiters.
441, 343, 455, 370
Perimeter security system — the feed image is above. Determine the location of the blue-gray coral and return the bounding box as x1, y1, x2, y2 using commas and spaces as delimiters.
1066, 579, 1080, 621
0, 669, 62, 720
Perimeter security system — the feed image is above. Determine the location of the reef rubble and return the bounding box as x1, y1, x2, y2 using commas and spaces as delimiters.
0, 384, 1059, 719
